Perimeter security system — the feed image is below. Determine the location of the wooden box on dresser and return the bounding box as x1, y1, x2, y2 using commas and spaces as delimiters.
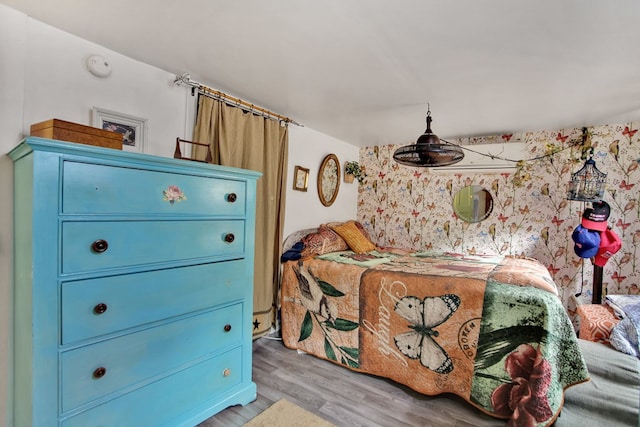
9, 137, 261, 426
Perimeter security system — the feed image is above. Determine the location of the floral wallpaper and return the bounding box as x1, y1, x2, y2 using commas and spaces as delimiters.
357, 121, 640, 318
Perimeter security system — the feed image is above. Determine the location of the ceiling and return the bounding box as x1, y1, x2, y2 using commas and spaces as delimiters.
4, 0, 640, 147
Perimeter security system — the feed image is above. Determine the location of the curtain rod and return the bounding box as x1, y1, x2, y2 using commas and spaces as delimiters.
174, 72, 302, 126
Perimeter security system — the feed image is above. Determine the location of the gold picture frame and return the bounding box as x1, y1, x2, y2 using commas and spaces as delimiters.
317, 154, 340, 206
293, 165, 310, 191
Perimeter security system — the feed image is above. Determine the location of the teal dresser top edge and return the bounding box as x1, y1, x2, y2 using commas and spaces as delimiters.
9, 137, 262, 180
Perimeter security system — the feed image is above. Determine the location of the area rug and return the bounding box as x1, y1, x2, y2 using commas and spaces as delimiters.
243, 399, 335, 427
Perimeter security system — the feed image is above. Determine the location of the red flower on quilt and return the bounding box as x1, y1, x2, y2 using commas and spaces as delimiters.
491, 343, 553, 427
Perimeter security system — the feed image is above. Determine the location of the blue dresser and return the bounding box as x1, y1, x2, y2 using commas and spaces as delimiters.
10, 137, 260, 426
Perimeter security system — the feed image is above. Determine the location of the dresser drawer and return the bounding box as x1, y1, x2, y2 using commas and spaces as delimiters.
61, 260, 248, 344
61, 219, 245, 274
61, 160, 247, 216
61, 346, 245, 427
61, 304, 243, 412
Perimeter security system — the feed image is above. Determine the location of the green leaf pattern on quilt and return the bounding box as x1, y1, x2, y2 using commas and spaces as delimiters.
471, 280, 589, 426
295, 262, 359, 368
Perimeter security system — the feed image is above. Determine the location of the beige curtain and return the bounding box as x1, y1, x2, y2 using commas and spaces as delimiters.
192, 95, 288, 338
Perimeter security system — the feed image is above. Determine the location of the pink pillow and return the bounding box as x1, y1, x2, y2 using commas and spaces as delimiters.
300, 226, 349, 257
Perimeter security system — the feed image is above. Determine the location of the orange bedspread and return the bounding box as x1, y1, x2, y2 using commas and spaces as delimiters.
281, 251, 589, 427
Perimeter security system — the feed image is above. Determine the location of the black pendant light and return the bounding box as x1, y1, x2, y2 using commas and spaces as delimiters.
393, 106, 464, 167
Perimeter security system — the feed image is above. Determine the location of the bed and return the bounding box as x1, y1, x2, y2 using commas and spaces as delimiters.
279, 222, 639, 426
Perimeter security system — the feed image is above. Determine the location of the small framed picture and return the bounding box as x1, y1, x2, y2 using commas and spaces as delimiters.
92, 107, 147, 152
293, 165, 309, 191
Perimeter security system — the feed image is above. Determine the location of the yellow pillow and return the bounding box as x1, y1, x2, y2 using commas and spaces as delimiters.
331, 221, 376, 253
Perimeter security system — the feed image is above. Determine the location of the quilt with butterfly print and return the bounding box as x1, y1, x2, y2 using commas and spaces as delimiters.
281, 251, 589, 427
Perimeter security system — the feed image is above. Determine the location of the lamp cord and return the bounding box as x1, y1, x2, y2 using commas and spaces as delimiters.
440, 138, 582, 164
440, 127, 589, 164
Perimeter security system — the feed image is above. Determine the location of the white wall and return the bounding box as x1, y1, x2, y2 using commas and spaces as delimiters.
284, 126, 359, 239
21, 16, 190, 156
0, 6, 27, 426
0, 5, 358, 426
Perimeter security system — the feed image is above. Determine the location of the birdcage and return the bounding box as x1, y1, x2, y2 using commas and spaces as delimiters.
566, 156, 607, 202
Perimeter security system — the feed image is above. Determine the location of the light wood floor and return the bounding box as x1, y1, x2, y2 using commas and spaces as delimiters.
198, 337, 505, 427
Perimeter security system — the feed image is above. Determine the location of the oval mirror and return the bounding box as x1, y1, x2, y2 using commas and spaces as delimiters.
453, 185, 494, 223
317, 154, 340, 207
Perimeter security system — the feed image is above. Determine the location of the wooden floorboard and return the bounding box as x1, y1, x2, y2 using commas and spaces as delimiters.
197, 337, 505, 427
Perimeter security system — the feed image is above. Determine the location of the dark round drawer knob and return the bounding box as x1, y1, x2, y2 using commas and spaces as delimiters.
224, 324, 232, 332
93, 303, 108, 315
224, 233, 235, 243
91, 239, 109, 253
93, 367, 107, 379
226, 193, 237, 203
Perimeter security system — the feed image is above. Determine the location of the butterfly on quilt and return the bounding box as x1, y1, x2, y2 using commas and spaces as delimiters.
393, 294, 460, 374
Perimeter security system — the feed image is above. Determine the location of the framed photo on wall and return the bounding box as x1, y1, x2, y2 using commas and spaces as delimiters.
293, 165, 309, 191
92, 107, 147, 152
